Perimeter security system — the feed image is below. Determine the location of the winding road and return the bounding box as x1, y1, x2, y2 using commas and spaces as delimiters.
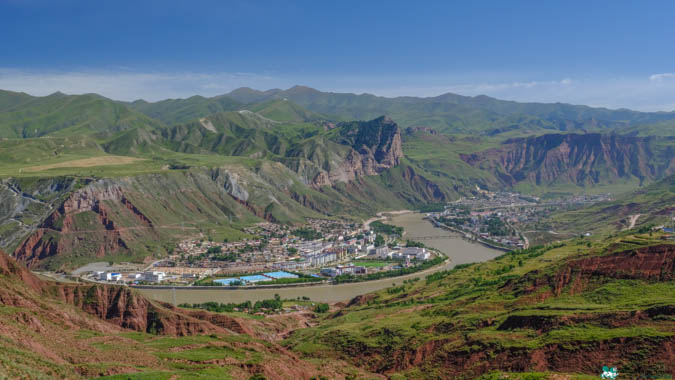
627, 214, 641, 230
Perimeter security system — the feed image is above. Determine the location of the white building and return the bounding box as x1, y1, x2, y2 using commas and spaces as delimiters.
143, 271, 165, 282
273, 260, 311, 270
306, 251, 337, 267
370, 246, 390, 259
402, 247, 430, 260
98, 272, 122, 281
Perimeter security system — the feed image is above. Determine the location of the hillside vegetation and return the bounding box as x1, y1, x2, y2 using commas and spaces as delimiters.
0, 249, 373, 379
285, 231, 675, 379
1, 86, 675, 268
548, 174, 675, 235
1, 86, 674, 379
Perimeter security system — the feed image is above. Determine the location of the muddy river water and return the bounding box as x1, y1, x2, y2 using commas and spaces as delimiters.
138, 213, 500, 304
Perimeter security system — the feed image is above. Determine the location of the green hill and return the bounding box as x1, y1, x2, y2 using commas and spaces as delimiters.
1, 87, 674, 378
0, 91, 164, 139
548, 174, 675, 236
122, 85, 675, 138
0, 89, 35, 111
285, 231, 675, 379
248, 98, 326, 123
127, 94, 242, 125
224, 86, 675, 136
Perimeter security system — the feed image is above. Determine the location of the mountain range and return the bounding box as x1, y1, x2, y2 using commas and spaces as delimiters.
1, 86, 674, 269
0, 86, 674, 379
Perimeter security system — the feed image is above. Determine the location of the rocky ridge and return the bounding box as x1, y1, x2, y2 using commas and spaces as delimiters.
461, 133, 675, 187
0, 249, 376, 379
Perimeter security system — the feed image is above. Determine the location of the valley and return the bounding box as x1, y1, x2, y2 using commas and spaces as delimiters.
138, 213, 501, 304
5, 3, 675, 378
0, 85, 674, 379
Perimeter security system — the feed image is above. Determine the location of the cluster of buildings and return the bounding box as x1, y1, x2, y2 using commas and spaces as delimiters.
90, 216, 439, 286
95, 270, 167, 283
169, 219, 378, 275
428, 190, 616, 249
320, 264, 367, 277
318, 247, 433, 278
375, 246, 431, 261
431, 208, 526, 248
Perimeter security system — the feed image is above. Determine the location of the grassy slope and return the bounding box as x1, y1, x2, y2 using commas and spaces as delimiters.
127, 95, 242, 125
0, 251, 374, 379
2, 89, 673, 199
249, 98, 326, 123
0, 92, 164, 139
548, 174, 675, 236
401, 132, 501, 189
225, 86, 675, 135
616, 120, 675, 137
284, 231, 675, 379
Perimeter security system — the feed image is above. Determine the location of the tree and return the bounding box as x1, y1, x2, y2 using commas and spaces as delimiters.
374, 234, 385, 247
207, 246, 222, 254
314, 303, 329, 313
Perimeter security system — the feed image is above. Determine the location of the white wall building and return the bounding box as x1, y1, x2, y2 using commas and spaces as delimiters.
143, 271, 165, 282
98, 272, 122, 281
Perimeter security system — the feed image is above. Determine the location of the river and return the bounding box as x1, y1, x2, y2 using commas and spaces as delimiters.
138, 213, 500, 304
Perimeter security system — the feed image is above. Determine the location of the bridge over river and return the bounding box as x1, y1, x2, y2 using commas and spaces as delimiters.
404, 235, 456, 240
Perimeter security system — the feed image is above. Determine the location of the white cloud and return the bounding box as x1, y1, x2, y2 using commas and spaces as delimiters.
649, 73, 674, 82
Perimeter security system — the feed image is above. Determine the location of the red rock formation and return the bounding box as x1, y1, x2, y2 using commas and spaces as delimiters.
310, 116, 405, 187
552, 244, 675, 295
14, 182, 152, 269
504, 244, 675, 301
0, 248, 43, 292
461, 133, 674, 186
49, 284, 228, 335
386, 335, 675, 378
1, 248, 230, 336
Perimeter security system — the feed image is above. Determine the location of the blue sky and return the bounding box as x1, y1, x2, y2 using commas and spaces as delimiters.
2, 0, 675, 110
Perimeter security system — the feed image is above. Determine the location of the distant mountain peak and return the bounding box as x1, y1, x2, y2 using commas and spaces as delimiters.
373, 115, 395, 124
287, 85, 319, 92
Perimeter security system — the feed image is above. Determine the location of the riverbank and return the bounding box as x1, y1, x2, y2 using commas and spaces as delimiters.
426, 216, 512, 252
363, 209, 412, 229
139, 213, 501, 304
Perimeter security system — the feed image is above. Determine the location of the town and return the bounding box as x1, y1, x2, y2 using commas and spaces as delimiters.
87, 218, 436, 286
85, 190, 614, 286
426, 188, 612, 249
